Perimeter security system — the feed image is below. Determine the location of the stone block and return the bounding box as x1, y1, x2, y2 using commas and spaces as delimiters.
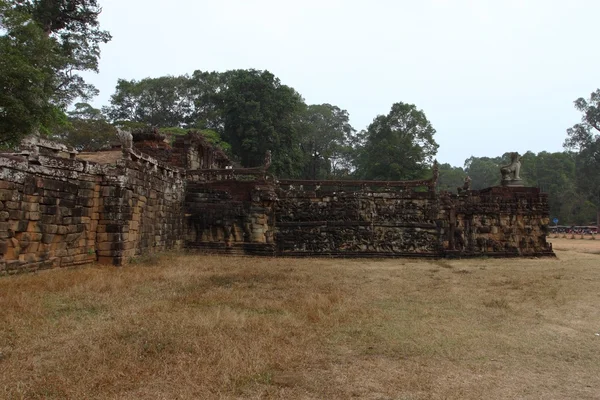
27, 242, 40, 254
41, 214, 56, 225
0, 190, 14, 202
0, 181, 15, 190
78, 198, 95, 208
60, 256, 74, 266
42, 224, 58, 234
5, 201, 19, 210
55, 248, 69, 257
42, 234, 55, 244
50, 242, 67, 252
19, 253, 38, 264
73, 254, 94, 264
68, 247, 84, 256
27, 211, 41, 221
28, 233, 42, 242
78, 189, 95, 198
11, 220, 28, 233
96, 242, 115, 252
21, 202, 39, 212
65, 232, 83, 243
24, 195, 39, 203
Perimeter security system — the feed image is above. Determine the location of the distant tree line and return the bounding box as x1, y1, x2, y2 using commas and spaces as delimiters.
0, 0, 597, 225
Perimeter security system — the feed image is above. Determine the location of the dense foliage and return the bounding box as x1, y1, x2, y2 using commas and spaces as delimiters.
354, 103, 438, 180
0, 0, 110, 146
564, 90, 600, 223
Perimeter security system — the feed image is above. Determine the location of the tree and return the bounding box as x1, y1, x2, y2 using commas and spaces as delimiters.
564, 90, 600, 224
463, 156, 501, 189
0, 1, 65, 146
220, 69, 304, 175
296, 103, 356, 179
13, 0, 111, 104
0, 0, 110, 146
50, 102, 115, 151
104, 76, 191, 127
186, 70, 226, 131
437, 163, 467, 192
355, 103, 438, 180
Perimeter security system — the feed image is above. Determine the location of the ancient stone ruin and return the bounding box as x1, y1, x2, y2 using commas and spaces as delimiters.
0, 133, 554, 275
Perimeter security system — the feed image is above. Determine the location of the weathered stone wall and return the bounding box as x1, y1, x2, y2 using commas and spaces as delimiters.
272, 183, 552, 257
0, 146, 186, 274
89, 149, 186, 266
184, 170, 276, 255
0, 154, 105, 274
0, 134, 553, 275
276, 189, 440, 256
439, 187, 552, 257
123, 158, 186, 260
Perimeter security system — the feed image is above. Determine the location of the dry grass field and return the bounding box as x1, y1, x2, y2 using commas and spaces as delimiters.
1, 238, 600, 399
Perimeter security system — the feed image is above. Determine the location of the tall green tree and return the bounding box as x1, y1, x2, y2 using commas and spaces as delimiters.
104, 76, 191, 127
355, 102, 438, 180
437, 163, 467, 192
50, 102, 115, 151
0, 0, 110, 146
187, 70, 226, 131
220, 69, 304, 175
296, 103, 356, 179
564, 89, 600, 223
0, 1, 63, 146
13, 0, 111, 104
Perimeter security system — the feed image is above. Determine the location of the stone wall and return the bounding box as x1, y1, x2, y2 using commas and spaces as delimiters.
276, 187, 440, 256
0, 142, 186, 274
272, 182, 552, 258
184, 170, 276, 255
0, 154, 105, 274
95, 149, 186, 266
439, 186, 552, 257
0, 134, 554, 275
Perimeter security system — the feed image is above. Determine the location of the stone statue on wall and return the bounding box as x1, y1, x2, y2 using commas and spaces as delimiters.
500, 152, 523, 186
116, 128, 133, 151
457, 176, 471, 194
263, 150, 272, 170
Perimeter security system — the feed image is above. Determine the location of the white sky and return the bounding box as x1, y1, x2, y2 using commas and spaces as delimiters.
84, 0, 600, 167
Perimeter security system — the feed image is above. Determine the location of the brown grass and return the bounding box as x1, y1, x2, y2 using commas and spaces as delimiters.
1, 238, 600, 399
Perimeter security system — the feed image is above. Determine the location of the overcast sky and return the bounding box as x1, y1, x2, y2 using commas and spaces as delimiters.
84, 0, 600, 167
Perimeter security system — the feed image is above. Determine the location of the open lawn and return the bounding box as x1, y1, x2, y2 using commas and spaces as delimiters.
1, 238, 600, 399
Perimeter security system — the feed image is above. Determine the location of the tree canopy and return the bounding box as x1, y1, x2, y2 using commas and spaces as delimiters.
296, 103, 356, 179
354, 103, 438, 180
0, 0, 110, 146
563, 90, 600, 224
